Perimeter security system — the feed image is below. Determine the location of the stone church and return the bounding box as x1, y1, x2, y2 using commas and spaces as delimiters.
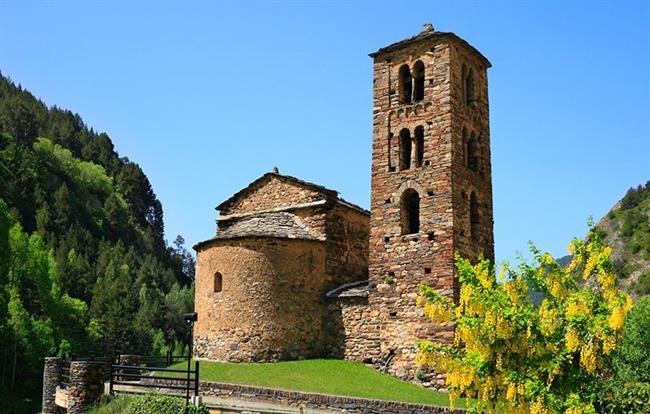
193, 24, 494, 381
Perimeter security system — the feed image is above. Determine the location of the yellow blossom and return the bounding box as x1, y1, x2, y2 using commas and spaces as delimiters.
531, 399, 549, 414
506, 382, 517, 402
496, 318, 514, 339
477, 268, 493, 289
608, 306, 626, 331
518, 383, 525, 396
460, 285, 473, 306
602, 336, 616, 354
566, 302, 580, 318
565, 260, 577, 273
448, 390, 459, 408
583, 255, 598, 280
566, 297, 590, 318
504, 279, 526, 306
623, 295, 634, 313
542, 253, 555, 266
597, 272, 616, 294
580, 342, 597, 373
422, 302, 452, 324
565, 408, 583, 414
565, 328, 580, 353
539, 301, 559, 336
496, 353, 503, 370
565, 402, 596, 414
551, 281, 563, 298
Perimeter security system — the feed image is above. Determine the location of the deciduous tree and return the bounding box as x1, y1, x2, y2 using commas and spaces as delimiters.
417, 229, 633, 413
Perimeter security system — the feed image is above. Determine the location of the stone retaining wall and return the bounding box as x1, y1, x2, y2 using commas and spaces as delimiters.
199, 381, 464, 414
144, 378, 464, 413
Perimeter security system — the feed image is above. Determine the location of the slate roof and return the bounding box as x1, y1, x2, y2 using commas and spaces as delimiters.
216, 172, 369, 215
193, 212, 323, 250
325, 280, 369, 298
368, 29, 491, 67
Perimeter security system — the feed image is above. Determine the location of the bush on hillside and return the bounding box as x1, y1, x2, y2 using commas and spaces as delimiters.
129, 394, 208, 414
89, 394, 209, 414
625, 297, 650, 361
604, 296, 650, 413
633, 271, 650, 296
605, 382, 650, 414
620, 181, 650, 211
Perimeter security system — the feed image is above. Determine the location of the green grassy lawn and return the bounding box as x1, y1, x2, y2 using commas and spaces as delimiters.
168, 358, 457, 406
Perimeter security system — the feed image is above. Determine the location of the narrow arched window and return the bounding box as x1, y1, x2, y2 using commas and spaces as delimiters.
399, 128, 412, 170
214, 272, 223, 293
464, 67, 475, 106
468, 132, 479, 172
413, 60, 425, 102
401, 189, 420, 235
462, 127, 469, 167
398, 64, 412, 104
415, 126, 424, 167
470, 192, 479, 240
387, 132, 393, 171
461, 64, 468, 104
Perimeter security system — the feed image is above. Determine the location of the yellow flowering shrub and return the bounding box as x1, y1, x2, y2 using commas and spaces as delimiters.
416, 229, 632, 413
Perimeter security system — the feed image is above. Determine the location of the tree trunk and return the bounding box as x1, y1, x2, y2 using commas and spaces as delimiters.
10, 332, 17, 388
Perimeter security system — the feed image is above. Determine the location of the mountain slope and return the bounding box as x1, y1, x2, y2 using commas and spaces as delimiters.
0, 71, 194, 410
595, 181, 650, 296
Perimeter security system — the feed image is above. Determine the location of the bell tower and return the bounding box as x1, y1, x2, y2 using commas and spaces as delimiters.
368, 24, 494, 379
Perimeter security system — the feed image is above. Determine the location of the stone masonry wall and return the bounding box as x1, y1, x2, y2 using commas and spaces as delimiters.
42, 357, 62, 414
145, 378, 465, 413
197, 172, 370, 364
194, 238, 327, 361
219, 175, 326, 217
66, 361, 109, 414
367, 31, 493, 382
449, 45, 494, 262
293, 204, 328, 240
325, 297, 381, 362
324, 203, 370, 288
368, 39, 457, 380
199, 380, 465, 414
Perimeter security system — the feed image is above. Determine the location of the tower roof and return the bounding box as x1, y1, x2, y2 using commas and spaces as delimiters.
369, 27, 491, 68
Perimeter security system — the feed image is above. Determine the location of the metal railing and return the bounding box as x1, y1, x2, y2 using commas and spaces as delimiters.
109, 360, 199, 403
137, 353, 188, 367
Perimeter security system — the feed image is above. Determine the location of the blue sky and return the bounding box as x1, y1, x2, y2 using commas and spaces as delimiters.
1, 1, 649, 264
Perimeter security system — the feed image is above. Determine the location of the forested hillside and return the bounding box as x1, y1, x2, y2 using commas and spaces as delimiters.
0, 72, 195, 410
596, 181, 650, 296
